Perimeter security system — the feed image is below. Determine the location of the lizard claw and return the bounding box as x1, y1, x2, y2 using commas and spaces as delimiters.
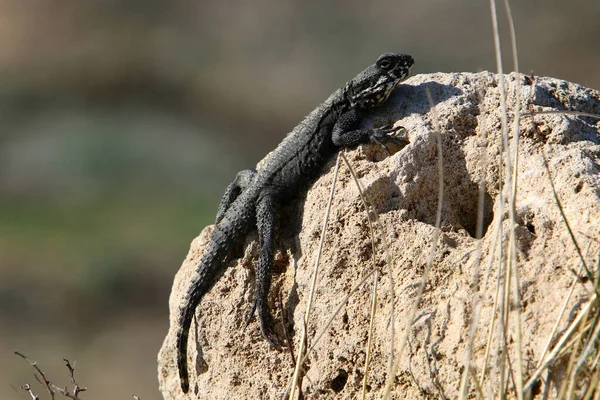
370, 134, 391, 153
259, 317, 283, 348
370, 125, 409, 154
245, 299, 283, 348
245, 300, 258, 329
380, 123, 406, 135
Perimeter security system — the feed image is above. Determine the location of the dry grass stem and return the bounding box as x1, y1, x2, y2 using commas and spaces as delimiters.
384, 88, 444, 399
288, 154, 341, 400
339, 152, 381, 400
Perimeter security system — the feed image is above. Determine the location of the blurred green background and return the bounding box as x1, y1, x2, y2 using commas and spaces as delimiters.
1, 1, 598, 399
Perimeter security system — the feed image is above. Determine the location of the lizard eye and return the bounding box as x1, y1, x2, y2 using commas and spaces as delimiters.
379, 58, 392, 69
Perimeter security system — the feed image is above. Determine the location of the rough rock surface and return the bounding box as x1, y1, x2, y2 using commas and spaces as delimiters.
158, 72, 600, 399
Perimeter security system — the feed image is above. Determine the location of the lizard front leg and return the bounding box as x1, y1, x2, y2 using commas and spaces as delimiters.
216, 168, 257, 223
331, 107, 408, 152
247, 191, 281, 345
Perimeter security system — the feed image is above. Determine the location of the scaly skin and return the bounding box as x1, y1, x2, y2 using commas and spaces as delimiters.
176, 53, 414, 393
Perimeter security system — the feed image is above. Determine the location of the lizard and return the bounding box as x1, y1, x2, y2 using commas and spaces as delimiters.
176, 52, 414, 393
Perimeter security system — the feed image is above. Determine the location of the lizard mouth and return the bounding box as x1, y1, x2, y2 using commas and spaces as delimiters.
352, 77, 401, 108
380, 80, 400, 103
373, 77, 402, 102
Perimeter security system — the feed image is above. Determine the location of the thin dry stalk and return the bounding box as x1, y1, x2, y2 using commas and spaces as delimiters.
282, 267, 379, 396
460, 214, 504, 397
542, 151, 594, 284
479, 159, 506, 395
537, 240, 593, 367
469, 365, 486, 399
488, 1, 510, 392
15, 351, 56, 400
288, 154, 341, 400
557, 317, 586, 399
384, 88, 444, 399
286, 150, 403, 399
503, 0, 522, 204
595, 379, 600, 400
524, 296, 595, 391
15, 352, 87, 400
503, 2, 526, 396
489, 0, 525, 396
338, 152, 381, 400
458, 86, 492, 400
306, 269, 377, 357
338, 154, 399, 382
582, 367, 600, 400
521, 110, 600, 120
571, 313, 600, 392
361, 272, 381, 400
22, 384, 40, 400
474, 218, 503, 390
569, 268, 600, 398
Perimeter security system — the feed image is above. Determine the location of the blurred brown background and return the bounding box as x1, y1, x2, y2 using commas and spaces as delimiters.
1, 1, 598, 399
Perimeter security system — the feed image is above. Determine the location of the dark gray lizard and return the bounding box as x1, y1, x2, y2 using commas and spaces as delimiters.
176, 52, 414, 393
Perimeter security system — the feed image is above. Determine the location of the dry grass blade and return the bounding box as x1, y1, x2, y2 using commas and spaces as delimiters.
282, 268, 380, 398
503, 2, 526, 394
503, 0, 521, 204
383, 232, 397, 400
524, 296, 595, 391
537, 240, 593, 367
594, 379, 600, 400
469, 366, 485, 399
340, 149, 400, 398
521, 110, 600, 120
583, 367, 600, 400
461, 216, 503, 397
488, 3, 510, 394
477, 217, 503, 390
458, 67, 498, 400
306, 268, 378, 357
339, 148, 407, 399
488, 0, 525, 396
573, 312, 600, 376
519, 84, 600, 399
286, 149, 403, 399
362, 269, 380, 400
339, 152, 381, 400
569, 262, 600, 397
541, 151, 594, 286
288, 154, 341, 400
557, 315, 587, 399
383, 88, 444, 399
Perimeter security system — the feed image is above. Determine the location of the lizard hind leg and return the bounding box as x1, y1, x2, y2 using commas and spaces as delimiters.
216, 168, 257, 224
246, 191, 283, 347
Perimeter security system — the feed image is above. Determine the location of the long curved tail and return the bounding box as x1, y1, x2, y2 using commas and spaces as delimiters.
176, 285, 199, 393
176, 227, 234, 393
176, 213, 252, 393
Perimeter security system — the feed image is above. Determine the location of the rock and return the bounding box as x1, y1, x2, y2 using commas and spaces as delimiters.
158, 72, 600, 399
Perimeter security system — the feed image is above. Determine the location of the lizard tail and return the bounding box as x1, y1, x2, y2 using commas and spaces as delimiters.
175, 225, 241, 393
176, 291, 196, 393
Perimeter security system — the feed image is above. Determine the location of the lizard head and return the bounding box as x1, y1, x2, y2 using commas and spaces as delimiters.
345, 53, 414, 109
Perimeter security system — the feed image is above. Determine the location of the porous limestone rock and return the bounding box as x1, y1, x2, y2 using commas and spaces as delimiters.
159, 72, 600, 399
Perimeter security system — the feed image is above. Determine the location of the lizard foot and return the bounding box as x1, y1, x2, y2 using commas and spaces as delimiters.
370, 125, 409, 154
245, 300, 284, 348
